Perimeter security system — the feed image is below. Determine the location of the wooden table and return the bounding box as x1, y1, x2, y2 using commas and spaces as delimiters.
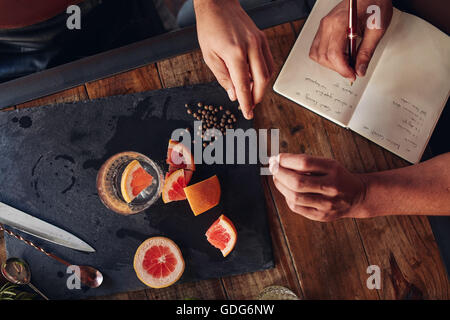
1, 20, 448, 300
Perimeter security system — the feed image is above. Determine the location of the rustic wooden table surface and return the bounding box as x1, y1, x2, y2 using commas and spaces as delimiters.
1, 20, 449, 300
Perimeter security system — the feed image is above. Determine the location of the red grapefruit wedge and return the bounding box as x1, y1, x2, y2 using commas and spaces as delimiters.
166, 139, 195, 171
165, 167, 193, 186
206, 215, 237, 257
162, 169, 189, 203
120, 160, 153, 203
134, 237, 185, 288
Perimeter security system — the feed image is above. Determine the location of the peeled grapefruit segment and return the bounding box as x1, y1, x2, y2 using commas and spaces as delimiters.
120, 160, 153, 203
206, 215, 237, 257
166, 140, 195, 171
184, 175, 220, 216
162, 169, 189, 203
134, 237, 185, 288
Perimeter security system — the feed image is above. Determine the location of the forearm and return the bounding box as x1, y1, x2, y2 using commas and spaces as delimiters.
193, 0, 239, 14
359, 153, 450, 217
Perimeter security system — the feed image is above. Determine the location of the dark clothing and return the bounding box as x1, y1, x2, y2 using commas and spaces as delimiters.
428, 100, 450, 158
0, 0, 165, 82
0, 0, 83, 29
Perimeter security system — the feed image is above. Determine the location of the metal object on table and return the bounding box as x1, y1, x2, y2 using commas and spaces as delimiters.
1, 257, 49, 300
0, 224, 103, 289
0, 201, 95, 252
257, 286, 300, 300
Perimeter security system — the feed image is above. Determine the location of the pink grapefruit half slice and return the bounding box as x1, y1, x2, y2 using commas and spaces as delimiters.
162, 169, 189, 203
133, 237, 185, 288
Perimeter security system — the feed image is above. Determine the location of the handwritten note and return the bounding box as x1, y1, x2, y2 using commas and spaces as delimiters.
292, 76, 361, 125
349, 90, 437, 163
393, 98, 429, 152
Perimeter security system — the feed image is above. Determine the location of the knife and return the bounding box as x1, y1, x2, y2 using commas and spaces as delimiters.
0, 201, 95, 253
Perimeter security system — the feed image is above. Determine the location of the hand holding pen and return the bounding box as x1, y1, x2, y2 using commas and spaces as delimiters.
309, 0, 393, 82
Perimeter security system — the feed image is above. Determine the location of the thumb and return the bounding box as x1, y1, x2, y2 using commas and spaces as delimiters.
355, 28, 384, 77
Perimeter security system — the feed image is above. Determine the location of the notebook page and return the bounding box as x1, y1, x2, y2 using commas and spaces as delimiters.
348, 12, 450, 163
273, 0, 387, 126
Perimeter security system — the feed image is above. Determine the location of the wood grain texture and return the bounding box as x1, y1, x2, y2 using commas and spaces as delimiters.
158, 51, 216, 88
15, 86, 89, 109
143, 281, 227, 300
95, 281, 227, 300
85, 64, 163, 98
255, 22, 378, 299
156, 30, 303, 300
220, 177, 303, 299
351, 134, 449, 299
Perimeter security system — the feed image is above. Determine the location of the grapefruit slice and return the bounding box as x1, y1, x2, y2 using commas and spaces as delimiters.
166, 140, 195, 171
162, 169, 189, 203
206, 215, 237, 257
134, 237, 185, 288
184, 175, 220, 216
165, 167, 193, 186
120, 160, 153, 203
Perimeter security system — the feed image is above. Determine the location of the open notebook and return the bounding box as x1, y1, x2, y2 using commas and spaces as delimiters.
274, 0, 450, 163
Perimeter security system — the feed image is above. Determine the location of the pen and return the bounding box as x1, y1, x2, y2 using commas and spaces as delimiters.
348, 0, 357, 85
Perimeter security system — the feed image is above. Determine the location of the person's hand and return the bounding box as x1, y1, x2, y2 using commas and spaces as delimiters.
194, 0, 274, 119
309, 0, 393, 81
270, 153, 369, 222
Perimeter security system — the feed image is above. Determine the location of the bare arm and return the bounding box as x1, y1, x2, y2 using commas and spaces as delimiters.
361, 152, 450, 217
270, 153, 450, 222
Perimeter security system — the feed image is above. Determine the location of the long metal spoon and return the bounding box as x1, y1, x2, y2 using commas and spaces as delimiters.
1, 257, 49, 300
0, 224, 103, 288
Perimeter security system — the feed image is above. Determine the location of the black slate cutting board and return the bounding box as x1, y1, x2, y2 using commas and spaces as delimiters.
0, 82, 274, 299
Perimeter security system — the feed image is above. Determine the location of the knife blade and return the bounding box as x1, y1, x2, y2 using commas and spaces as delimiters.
0, 201, 95, 253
